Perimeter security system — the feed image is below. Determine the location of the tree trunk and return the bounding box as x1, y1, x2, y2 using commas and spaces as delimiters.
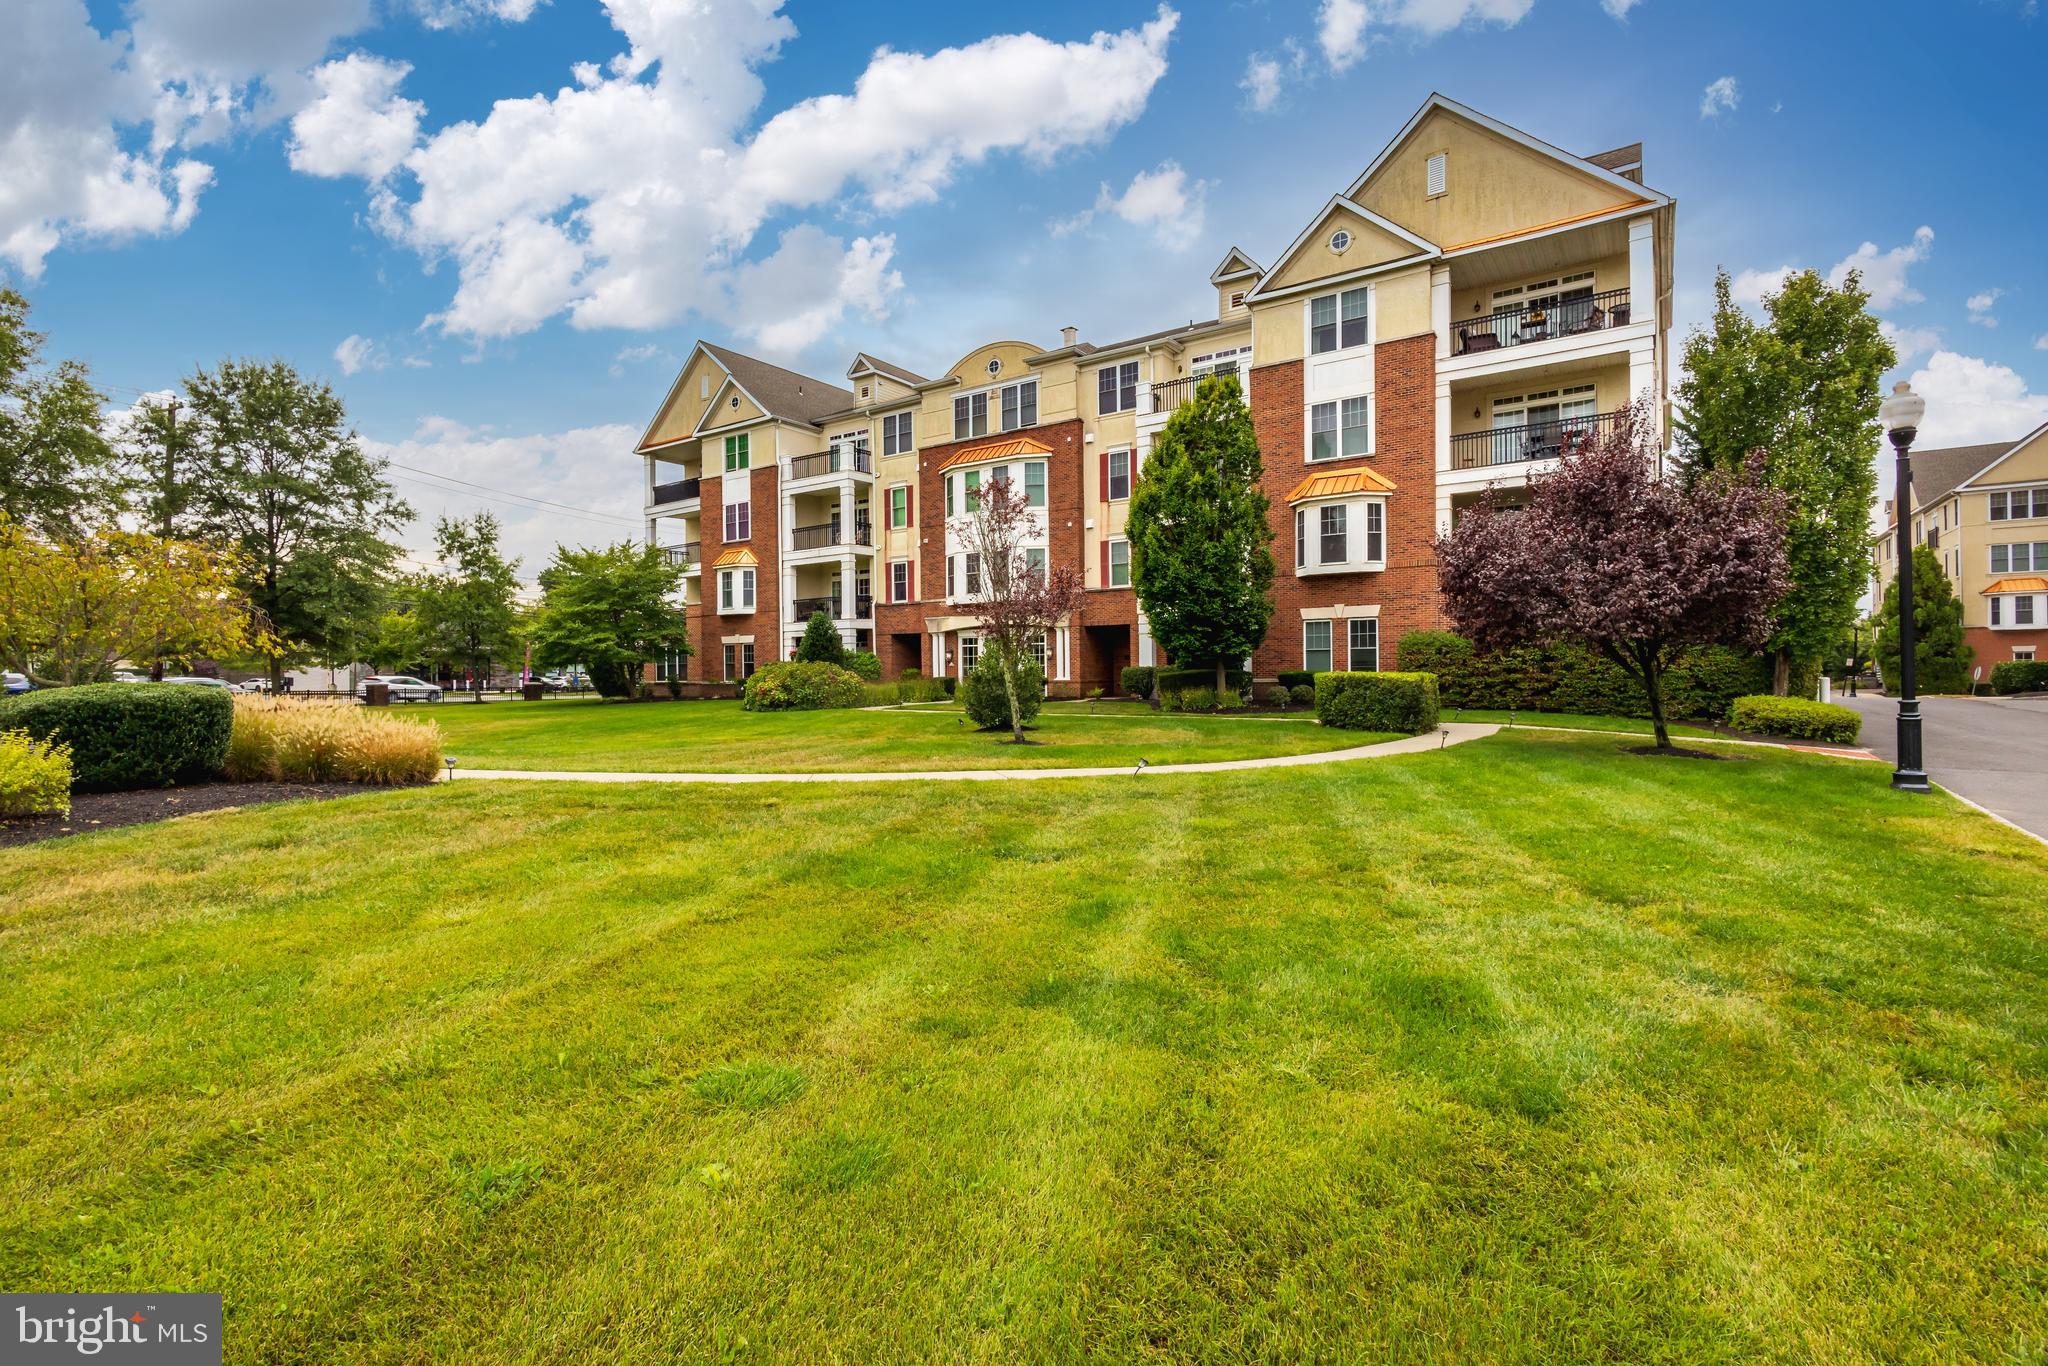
1641, 649, 1673, 750
999, 643, 1025, 743
1771, 647, 1791, 697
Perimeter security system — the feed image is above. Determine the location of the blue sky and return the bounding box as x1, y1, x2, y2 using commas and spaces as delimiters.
10, 0, 2046, 572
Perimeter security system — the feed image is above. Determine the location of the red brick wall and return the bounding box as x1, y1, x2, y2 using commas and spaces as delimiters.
697, 449, 781, 678
1965, 626, 2048, 669
914, 419, 1086, 602
1246, 334, 1446, 679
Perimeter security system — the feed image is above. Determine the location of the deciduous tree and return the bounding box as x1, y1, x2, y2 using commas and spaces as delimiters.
957, 473, 1083, 742
0, 289, 119, 536
529, 542, 691, 699
1676, 268, 1893, 693
1125, 374, 1274, 696
1435, 407, 1789, 751
416, 513, 520, 701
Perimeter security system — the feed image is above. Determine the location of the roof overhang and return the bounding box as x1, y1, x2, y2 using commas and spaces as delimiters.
711, 546, 759, 568
1287, 466, 1399, 503
1983, 576, 2048, 595
1345, 92, 1672, 209
937, 436, 1055, 473
1243, 195, 1440, 304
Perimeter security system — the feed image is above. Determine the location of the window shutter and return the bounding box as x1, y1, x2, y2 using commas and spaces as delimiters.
1099, 449, 1109, 502
1100, 539, 1109, 586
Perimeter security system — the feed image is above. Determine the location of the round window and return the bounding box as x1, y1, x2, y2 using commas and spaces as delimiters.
1329, 229, 1352, 254
986, 358, 1002, 377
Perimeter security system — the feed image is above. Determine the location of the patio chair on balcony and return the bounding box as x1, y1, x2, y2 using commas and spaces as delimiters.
1561, 304, 1606, 337
1458, 328, 1501, 354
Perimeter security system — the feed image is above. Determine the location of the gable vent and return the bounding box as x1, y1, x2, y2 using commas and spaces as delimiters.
1426, 152, 1447, 196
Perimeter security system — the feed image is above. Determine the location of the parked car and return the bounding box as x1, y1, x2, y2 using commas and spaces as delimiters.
113, 670, 151, 683
537, 671, 568, 690
235, 678, 272, 694
355, 674, 444, 703
3, 671, 31, 695
162, 675, 232, 689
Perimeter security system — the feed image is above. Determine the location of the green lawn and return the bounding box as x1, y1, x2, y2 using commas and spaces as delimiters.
1444, 708, 1724, 739
424, 696, 1379, 772
3, 731, 2045, 1360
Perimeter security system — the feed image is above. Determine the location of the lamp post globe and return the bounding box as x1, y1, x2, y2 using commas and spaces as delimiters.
1883, 381, 1930, 793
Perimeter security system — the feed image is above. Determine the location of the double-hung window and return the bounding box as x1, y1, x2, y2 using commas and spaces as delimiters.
999, 379, 1037, 431
1028, 633, 1049, 674
1098, 361, 1139, 414
2019, 595, 2039, 626
722, 643, 755, 682
964, 469, 981, 509
1319, 505, 1347, 565
953, 392, 989, 440
1992, 542, 2048, 573
1992, 595, 2003, 626
1025, 461, 1047, 509
1107, 449, 1132, 501
1106, 538, 1130, 588
960, 635, 980, 674
723, 499, 749, 541
1295, 509, 1307, 569
718, 568, 754, 612
965, 553, 982, 596
1989, 487, 2048, 520
946, 555, 957, 598
1310, 287, 1368, 355
882, 411, 914, 456
890, 559, 911, 603
1309, 400, 1367, 460
1024, 547, 1047, 583
1364, 501, 1384, 563
723, 433, 749, 471
1304, 620, 1332, 673
1348, 618, 1379, 671
889, 485, 909, 528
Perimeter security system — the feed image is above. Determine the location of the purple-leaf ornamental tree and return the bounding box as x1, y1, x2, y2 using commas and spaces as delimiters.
958, 473, 1085, 742
1434, 406, 1789, 751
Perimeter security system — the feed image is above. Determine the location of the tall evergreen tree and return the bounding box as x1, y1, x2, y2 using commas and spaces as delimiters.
796, 610, 846, 665
0, 288, 119, 536
1875, 545, 1973, 695
1676, 268, 1894, 693
1125, 374, 1274, 695
178, 359, 412, 689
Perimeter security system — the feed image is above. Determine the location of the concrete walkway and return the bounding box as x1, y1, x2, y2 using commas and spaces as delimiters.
443, 722, 1502, 784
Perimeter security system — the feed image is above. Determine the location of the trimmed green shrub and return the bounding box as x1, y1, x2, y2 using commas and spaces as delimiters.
963, 650, 1044, 730
1157, 667, 1250, 696
1990, 660, 2048, 695
1730, 695, 1862, 743
844, 650, 882, 682
794, 611, 846, 665
1396, 630, 1793, 722
1276, 670, 1317, 691
0, 728, 72, 816
1316, 671, 1439, 734
1120, 666, 1155, 697
1288, 684, 1315, 708
1166, 686, 1218, 713
741, 661, 864, 711
0, 682, 232, 790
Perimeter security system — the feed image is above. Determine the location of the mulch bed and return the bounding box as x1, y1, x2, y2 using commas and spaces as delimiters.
0, 782, 396, 849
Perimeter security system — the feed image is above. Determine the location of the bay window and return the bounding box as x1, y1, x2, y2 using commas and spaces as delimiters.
718, 568, 755, 613
1319, 505, 1347, 564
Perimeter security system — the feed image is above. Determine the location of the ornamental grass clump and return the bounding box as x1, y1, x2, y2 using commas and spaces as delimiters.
227, 697, 441, 784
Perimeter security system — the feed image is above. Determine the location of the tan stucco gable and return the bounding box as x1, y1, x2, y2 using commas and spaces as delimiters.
639, 348, 728, 451
941, 340, 1042, 388
1354, 105, 1652, 250
694, 376, 766, 434
1263, 202, 1430, 295
1969, 426, 2048, 486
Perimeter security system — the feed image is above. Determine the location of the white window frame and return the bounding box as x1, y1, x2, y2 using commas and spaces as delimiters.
723, 432, 750, 471
1426, 151, 1447, 197
1293, 497, 1388, 576
1025, 461, 1047, 509
1348, 617, 1379, 671
888, 483, 910, 529
1303, 619, 1332, 674
723, 499, 749, 542
1319, 504, 1347, 566
1294, 508, 1307, 569
960, 634, 981, 676
1107, 538, 1131, 588
1107, 448, 1132, 501
882, 411, 915, 456
1308, 395, 1372, 462
955, 378, 1037, 438
1098, 361, 1139, 415
1308, 285, 1369, 356
2018, 595, 2039, 627
1992, 542, 2048, 573
890, 559, 911, 603
717, 567, 755, 615
722, 642, 755, 682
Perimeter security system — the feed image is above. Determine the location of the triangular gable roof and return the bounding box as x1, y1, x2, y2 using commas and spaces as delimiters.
710, 546, 758, 568
846, 352, 929, 385
1953, 421, 2048, 491
700, 341, 855, 426
937, 436, 1055, 473
1244, 195, 1438, 302
1345, 92, 1671, 209
1209, 247, 1264, 284
637, 341, 729, 453
691, 373, 765, 437
1286, 466, 1399, 502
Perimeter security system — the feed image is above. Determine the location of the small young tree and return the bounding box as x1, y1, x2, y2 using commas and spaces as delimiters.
529, 542, 691, 698
957, 473, 1083, 742
796, 610, 846, 665
1126, 374, 1274, 696
1435, 407, 1789, 750
416, 513, 520, 701
1875, 545, 1973, 695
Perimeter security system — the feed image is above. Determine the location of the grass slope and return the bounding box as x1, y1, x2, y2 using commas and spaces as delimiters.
425, 697, 1375, 772
2, 732, 2045, 1361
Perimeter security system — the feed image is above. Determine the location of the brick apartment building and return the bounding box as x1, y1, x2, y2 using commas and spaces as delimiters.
633, 94, 1676, 694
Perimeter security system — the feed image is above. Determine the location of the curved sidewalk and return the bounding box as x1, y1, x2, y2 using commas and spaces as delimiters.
443, 722, 1502, 784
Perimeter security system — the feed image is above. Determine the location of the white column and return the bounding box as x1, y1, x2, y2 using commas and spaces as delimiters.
1628, 215, 1656, 327
1434, 379, 1453, 477
840, 552, 856, 643
1055, 625, 1072, 682
782, 564, 796, 627
1436, 488, 1454, 539
1629, 338, 1658, 432
1430, 265, 1452, 361
1137, 609, 1156, 667
644, 516, 657, 547
839, 484, 854, 547
780, 492, 795, 553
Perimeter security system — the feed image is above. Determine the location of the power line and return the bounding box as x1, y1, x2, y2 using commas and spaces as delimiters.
382, 461, 639, 525
386, 470, 638, 530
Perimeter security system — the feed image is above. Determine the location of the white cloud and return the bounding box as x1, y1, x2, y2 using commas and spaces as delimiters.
1602, 0, 1644, 17
1907, 350, 2048, 448
1050, 161, 1207, 251
356, 1, 1178, 341
723, 224, 904, 360
1316, 0, 1529, 70
608, 342, 669, 377
1880, 321, 1942, 363
288, 53, 422, 180
408, 0, 545, 28
333, 333, 388, 375
2035, 333, 2048, 351
1729, 265, 1794, 308
1241, 52, 1285, 113
1829, 225, 1933, 309
1965, 287, 2003, 327
1699, 75, 1739, 119
363, 418, 644, 575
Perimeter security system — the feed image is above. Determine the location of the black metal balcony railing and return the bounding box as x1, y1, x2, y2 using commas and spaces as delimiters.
650, 476, 700, 505
1147, 370, 1241, 414
661, 542, 700, 566
1450, 410, 1624, 471
1454, 288, 1631, 355
789, 521, 874, 551
788, 447, 872, 480
788, 594, 875, 621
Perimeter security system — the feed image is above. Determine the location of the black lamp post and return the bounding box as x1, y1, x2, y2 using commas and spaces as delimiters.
1883, 380, 1930, 793
1848, 621, 1860, 698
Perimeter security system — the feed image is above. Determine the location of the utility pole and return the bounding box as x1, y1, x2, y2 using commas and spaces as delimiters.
150, 398, 182, 683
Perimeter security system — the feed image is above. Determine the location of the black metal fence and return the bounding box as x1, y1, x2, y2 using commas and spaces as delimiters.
1453, 288, 1631, 355
1450, 409, 1624, 470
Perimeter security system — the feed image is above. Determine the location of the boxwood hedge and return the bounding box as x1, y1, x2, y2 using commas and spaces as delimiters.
0, 682, 233, 790
739, 661, 865, 711
1396, 630, 1801, 722
1729, 695, 1862, 744
1314, 671, 1439, 734
1990, 660, 2048, 695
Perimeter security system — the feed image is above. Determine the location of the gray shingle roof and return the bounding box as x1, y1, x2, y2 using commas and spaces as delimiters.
849, 352, 928, 385
701, 341, 855, 427
1905, 441, 2013, 509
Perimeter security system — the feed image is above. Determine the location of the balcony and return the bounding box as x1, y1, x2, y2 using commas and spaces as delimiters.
1146, 370, 1242, 414
788, 447, 872, 481
1450, 409, 1625, 471
661, 542, 700, 566
789, 521, 873, 552
789, 594, 874, 621
1453, 288, 1631, 356
650, 476, 700, 506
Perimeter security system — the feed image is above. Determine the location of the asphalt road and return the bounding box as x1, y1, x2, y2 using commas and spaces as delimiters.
1841, 692, 2048, 841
